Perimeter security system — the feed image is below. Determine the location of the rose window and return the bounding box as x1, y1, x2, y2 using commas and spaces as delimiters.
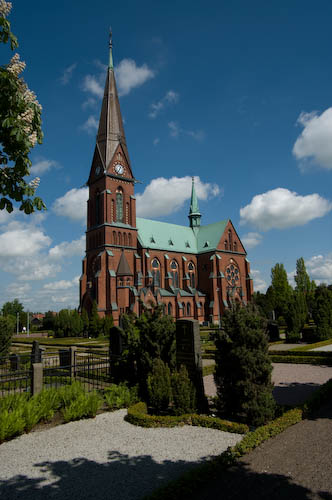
226, 262, 240, 287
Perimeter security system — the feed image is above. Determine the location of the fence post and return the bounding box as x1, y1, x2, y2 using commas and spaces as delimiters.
32, 362, 43, 395
69, 347, 77, 379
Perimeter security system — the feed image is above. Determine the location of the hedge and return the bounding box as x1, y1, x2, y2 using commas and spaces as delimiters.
269, 349, 332, 357
125, 402, 248, 434
270, 355, 332, 366
143, 378, 332, 500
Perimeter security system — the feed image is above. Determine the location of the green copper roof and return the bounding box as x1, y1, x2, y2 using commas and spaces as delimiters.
189, 177, 200, 216
136, 217, 229, 254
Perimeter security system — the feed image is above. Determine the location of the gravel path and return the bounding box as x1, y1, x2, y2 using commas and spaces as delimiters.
0, 409, 242, 500
204, 363, 332, 405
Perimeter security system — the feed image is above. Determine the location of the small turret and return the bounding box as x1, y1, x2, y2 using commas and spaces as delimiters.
188, 176, 201, 231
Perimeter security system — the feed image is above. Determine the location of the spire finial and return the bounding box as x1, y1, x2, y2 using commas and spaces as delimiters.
189, 175, 201, 229
109, 27, 113, 69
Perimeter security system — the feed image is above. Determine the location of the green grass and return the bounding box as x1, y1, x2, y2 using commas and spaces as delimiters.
291, 339, 332, 352
12, 337, 108, 348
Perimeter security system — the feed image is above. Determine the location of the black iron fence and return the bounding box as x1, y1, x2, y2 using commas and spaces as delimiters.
0, 344, 112, 397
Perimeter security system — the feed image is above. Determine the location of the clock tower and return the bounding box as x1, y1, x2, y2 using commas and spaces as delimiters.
80, 32, 138, 323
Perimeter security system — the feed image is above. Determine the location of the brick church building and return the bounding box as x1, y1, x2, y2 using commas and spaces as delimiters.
79, 38, 253, 325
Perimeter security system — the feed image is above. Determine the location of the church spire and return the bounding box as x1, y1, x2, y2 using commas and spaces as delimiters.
94, 31, 131, 173
188, 176, 201, 229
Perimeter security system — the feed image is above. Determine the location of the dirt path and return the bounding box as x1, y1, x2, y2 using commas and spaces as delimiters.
192, 401, 332, 499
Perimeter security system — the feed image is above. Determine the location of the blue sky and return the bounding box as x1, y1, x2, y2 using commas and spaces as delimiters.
1, 0, 332, 311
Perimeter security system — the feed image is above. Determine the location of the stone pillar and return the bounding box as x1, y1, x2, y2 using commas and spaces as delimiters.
69, 347, 77, 378
31, 341, 42, 364
32, 362, 43, 395
176, 319, 208, 413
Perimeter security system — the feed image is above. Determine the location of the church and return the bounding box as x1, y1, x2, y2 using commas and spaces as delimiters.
79, 37, 254, 326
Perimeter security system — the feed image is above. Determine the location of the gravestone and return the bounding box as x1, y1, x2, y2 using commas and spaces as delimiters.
109, 326, 124, 383
31, 341, 42, 364
176, 319, 208, 412
9, 353, 20, 371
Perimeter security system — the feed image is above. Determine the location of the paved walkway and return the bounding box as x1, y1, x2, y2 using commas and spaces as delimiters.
191, 401, 332, 499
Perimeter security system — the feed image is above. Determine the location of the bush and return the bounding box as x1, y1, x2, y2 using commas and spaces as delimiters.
35, 388, 61, 421
0, 408, 26, 441
214, 303, 276, 426
147, 358, 172, 413
0, 316, 15, 356
62, 391, 102, 422
285, 331, 301, 343
104, 383, 133, 410
171, 365, 196, 415
57, 381, 86, 407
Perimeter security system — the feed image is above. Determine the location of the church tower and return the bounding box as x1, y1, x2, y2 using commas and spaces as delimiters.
80, 32, 138, 323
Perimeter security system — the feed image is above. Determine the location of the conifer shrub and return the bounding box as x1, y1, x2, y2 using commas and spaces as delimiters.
171, 365, 196, 415
147, 358, 172, 413
214, 303, 276, 426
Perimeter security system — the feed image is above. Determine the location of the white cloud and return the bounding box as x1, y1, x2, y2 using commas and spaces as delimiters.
168, 121, 204, 141
241, 232, 263, 249
0, 221, 51, 257
293, 108, 332, 170
115, 59, 155, 96
2, 256, 60, 281
240, 188, 332, 231
305, 254, 332, 283
251, 269, 267, 293
81, 115, 98, 134
43, 279, 76, 291
136, 176, 220, 217
49, 236, 85, 260
59, 63, 77, 85
0, 209, 11, 225
82, 97, 97, 109
7, 282, 31, 298
30, 158, 59, 176
82, 74, 104, 98
52, 187, 88, 223
149, 90, 179, 118
153, 138, 160, 146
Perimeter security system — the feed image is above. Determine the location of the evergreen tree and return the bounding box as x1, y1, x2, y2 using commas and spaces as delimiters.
312, 285, 332, 340
0, 316, 14, 356
214, 303, 275, 426
147, 358, 172, 413
171, 365, 196, 415
270, 263, 293, 320
1, 298, 24, 317
102, 314, 114, 337
81, 308, 89, 336
89, 300, 101, 337
285, 291, 307, 341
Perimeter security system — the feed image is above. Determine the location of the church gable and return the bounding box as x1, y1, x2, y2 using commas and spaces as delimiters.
87, 146, 105, 185
106, 144, 134, 180
218, 220, 246, 254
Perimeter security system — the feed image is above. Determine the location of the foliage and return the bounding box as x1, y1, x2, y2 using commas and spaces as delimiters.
0, 2, 45, 214
81, 308, 89, 336
147, 358, 172, 413
1, 298, 23, 317
35, 388, 61, 421
42, 311, 56, 331
103, 383, 137, 410
89, 300, 101, 337
135, 304, 176, 385
285, 290, 307, 341
0, 315, 14, 356
126, 401, 248, 433
102, 314, 114, 337
171, 365, 196, 415
53, 309, 83, 338
214, 303, 276, 426
62, 391, 102, 422
270, 263, 293, 319
312, 285, 332, 340
294, 257, 311, 293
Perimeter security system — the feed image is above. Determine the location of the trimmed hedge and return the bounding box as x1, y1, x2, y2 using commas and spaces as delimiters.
269, 349, 332, 357
125, 401, 248, 434
202, 364, 215, 377
270, 355, 332, 366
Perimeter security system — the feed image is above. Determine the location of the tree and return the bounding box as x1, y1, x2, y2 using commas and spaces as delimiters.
89, 301, 101, 337
0, 315, 15, 356
43, 311, 56, 331
0, 2, 45, 214
294, 257, 311, 294
270, 263, 293, 320
285, 291, 307, 341
1, 298, 23, 317
312, 285, 332, 341
81, 308, 89, 336
214, 303, 275, 426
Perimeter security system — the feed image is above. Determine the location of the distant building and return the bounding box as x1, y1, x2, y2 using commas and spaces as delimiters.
80, 37, 253, 325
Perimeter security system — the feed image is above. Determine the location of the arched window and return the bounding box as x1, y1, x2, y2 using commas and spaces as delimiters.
116, 187, 123, 222
187, 302, 191, 316
234, 241, 237, 252
224, 240, 228, 250
126, 203, 129, 224
111, 199, 115, 222
168, 302, 172, 316
95, 192, 100, 225
151, 258, 160, 287
170, 260, 179, 288
128, 233, 132, 246
225, 261, 240, 288
113, 231, 117, 245
123, 233, 127, 246
118, 232, 122, 246
188, 262, 196, 288
228, 229, 232, 251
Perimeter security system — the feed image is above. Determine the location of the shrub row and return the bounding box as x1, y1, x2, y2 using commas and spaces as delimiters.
125, 401, 248, 434
270, 355, 332, 366
143, 378, 332, 500
269, 349, 332, 357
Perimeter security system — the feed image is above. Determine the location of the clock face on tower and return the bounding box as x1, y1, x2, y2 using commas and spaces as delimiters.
114, 164, 125, 175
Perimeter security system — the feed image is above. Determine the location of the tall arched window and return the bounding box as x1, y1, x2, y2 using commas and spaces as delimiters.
126, 203, 129, 224
188, 262, 196, 288
95, 192, 100, 225
111, 199, 115, 222
170, 261, 179, 288
151, 258, 160, 286
224, 240, 228, 250
128, 233, 132, 246
187, 302, 191, 316
228, 229, 232, 251
118, 232, 122, 246
123, 233, 127, 246
168, 302, 172, 316
116, 187, 123, 222
234, 241, 237, 252
113, 231, 117, 245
